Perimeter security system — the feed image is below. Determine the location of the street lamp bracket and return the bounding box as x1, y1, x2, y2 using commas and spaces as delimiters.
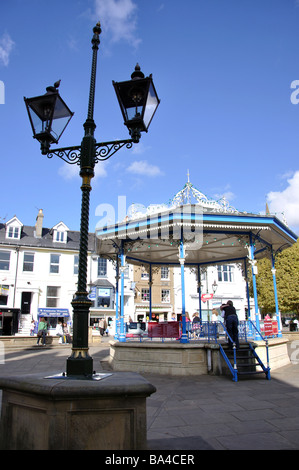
47, 138, 134, 165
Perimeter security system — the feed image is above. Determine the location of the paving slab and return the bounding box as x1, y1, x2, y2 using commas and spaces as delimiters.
0, 340, 299, 450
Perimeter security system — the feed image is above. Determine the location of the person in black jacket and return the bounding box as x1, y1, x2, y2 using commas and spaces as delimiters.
220, 300, 239, 349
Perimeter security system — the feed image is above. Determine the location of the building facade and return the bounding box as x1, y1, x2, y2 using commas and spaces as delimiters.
0, 210, 123, 336
0, 208, 248, 337
133, 265, 175, 322
173, 263, 247, 321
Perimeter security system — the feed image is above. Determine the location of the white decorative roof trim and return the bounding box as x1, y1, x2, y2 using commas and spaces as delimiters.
98, 223, 271, 241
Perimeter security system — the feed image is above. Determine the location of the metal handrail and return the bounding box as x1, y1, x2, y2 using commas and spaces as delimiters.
246, 320, 271, 379
216, 321, 238, 382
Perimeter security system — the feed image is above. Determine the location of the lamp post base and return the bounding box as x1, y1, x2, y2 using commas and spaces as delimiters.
0, 372, 156, 450
66, 349, 93, 377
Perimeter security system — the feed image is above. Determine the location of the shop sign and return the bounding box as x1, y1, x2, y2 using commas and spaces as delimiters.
38, 308, 69, 317
88, 287, 97, 300
201, 293, 214, 302
264, 320, 273, 336
0, 285, 9, 295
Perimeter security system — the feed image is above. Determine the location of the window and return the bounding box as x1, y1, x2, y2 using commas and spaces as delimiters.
161, 289, 170, 303
52, 222, 69, 244
5, 217, 22, 240
23, 252, 34, 272
7, 226, 20, 239
0, 295, 8, 306
141, 288, 150, 302
0, 251, 10, 271
97, 287, 113, 308
98, 257, 107, 277
50, 254, 60, 274
46, 286, 60, 307
55, 231, 65, 243
218, 265, 234, 282
161, 267, 169, 280
74, 255, 79, 275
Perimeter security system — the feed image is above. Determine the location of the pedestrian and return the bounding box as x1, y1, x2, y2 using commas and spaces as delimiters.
63, 322, 72, 343
185, 311, 191, 334
99, 318, 105, 336
211, 309, 219, 322
36, 317, 47, 346
192, 312, 200, 323
56, 321, 65, 343
30, 320, 35, 336
192, 312, 201, 339
220, 300, 239, 349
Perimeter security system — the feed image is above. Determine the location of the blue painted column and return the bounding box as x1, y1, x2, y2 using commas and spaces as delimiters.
114, 256, 120, 340
119, 241, 126, 342
198, 265, 202, 322
244, 258, 253, 338
180, 237, 189, 343
249, 234, 261, 336
271, 251, 282, 337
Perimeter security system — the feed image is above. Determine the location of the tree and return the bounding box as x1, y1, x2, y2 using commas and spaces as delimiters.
276, 240, 299, 317
251, 240, 299, 318
254, 257, 275, 313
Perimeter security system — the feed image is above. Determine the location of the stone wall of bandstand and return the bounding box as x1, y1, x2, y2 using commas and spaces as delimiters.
105, 337, 290, 377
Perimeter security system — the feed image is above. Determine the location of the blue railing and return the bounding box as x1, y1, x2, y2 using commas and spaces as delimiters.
116, 319, 271, 381
116, 320, 277, 346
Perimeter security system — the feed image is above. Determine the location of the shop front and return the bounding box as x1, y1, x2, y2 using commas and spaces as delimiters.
134, 304, 172, 322
37, 308, 70, 335
89, 280, 116, 335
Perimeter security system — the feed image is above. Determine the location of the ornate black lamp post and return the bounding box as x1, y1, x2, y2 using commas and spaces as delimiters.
24, 23, 160, 378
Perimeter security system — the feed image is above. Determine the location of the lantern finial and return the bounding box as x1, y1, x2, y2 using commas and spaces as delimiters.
131, 64, 145, 80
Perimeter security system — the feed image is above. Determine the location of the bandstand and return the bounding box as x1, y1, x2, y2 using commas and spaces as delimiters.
96, 179, 297, 379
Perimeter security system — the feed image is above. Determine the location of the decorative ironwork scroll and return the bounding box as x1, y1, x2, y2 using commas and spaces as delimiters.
46, 139, 134, 165
94, 139, 133, 162
47, 145, 81, 165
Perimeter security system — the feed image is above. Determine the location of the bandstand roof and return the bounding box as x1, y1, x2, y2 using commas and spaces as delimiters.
95, 179, 298, 266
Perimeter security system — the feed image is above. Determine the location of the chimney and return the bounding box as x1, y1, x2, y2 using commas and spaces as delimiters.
35, 209, 44, 238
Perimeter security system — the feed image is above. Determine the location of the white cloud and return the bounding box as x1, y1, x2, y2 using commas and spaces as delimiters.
0, 33, 14, 67
212, 184, 236, 204
126, 160, 163, 176
131, 142, 151, 155
94, 0, 141, 48
58, 161, 107, 180
58, 164, 80, 180
267, 170, 299, 229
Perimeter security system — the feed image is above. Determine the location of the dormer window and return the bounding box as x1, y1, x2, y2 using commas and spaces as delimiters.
55, 231, 66, 243
7, 226, 20, 239
52, 222, 69, 244
5, 216, 23, 240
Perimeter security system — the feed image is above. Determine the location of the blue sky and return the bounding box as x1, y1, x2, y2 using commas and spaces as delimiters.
1, 0, 299, 234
